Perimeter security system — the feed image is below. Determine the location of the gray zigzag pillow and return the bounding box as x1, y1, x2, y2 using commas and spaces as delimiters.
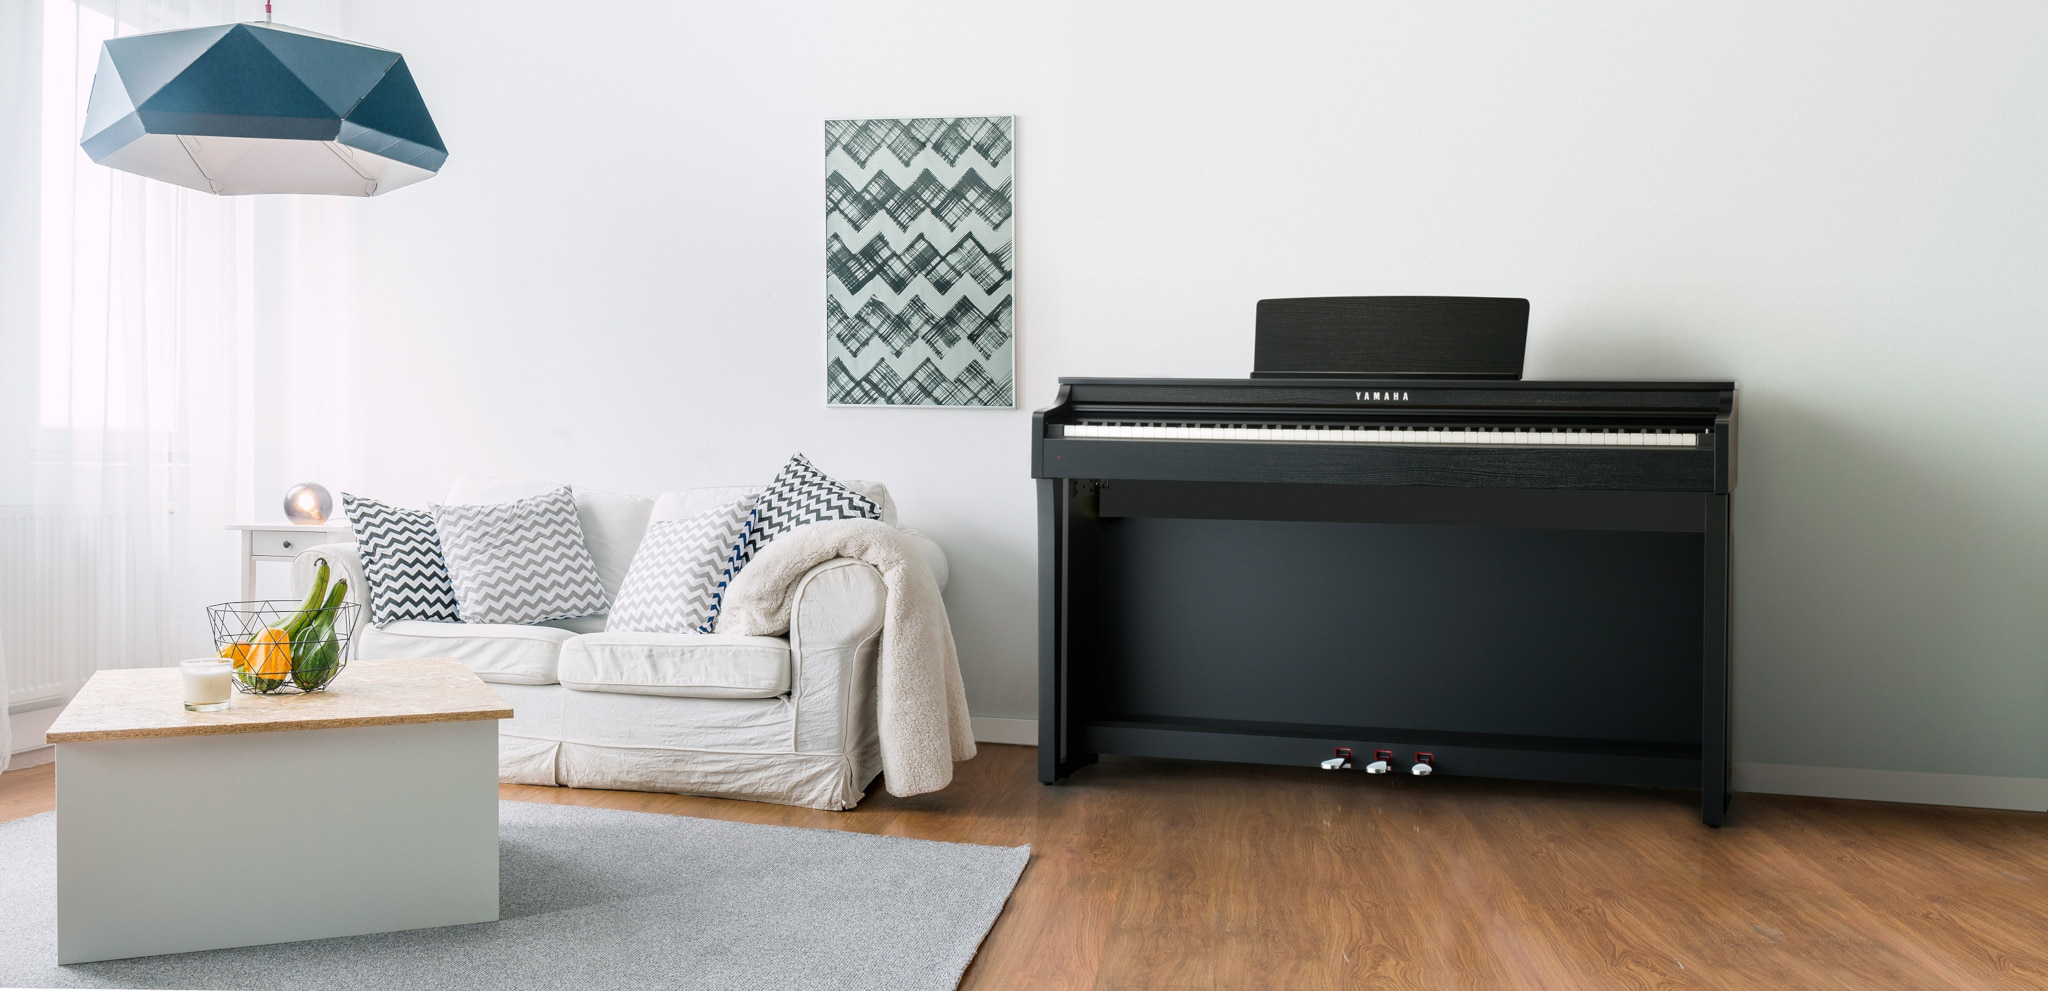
431, 486, 610, 625
607, 496, 753, 635
343, 492, 462, 626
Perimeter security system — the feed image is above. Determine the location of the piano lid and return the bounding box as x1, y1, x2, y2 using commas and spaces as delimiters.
1252, 296, 1529, 381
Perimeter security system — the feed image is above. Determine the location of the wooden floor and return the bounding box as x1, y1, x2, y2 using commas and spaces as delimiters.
7, 747, 2048, 989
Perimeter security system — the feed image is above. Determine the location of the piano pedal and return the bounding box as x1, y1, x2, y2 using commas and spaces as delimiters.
1411, 752, 1435, 776
1364, 749, 1394, 774
1320, 747, 1354, 770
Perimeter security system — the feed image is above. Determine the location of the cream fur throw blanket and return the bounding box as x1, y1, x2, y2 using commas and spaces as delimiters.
718, 518, 976, 796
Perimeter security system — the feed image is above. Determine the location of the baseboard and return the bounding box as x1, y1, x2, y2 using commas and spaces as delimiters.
970, 717, 1038, 747
5, 745, 53, 769
9, 705, 59, 757
1735, 761, 2048, 812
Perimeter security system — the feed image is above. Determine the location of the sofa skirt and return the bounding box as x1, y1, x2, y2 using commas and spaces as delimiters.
484, 683, 882, 810
498, 735, 881, 811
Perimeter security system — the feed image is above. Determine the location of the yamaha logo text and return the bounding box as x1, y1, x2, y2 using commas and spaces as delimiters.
1355, 391, 1410, 401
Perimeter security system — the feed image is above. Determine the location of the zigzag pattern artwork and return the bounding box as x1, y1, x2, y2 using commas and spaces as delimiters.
828, 295, 1012, 362
606, 497, 752, 635
824, 117, 1013, 170
430, 486, 610, 625
827, 169, 1013, 232
827, 356, 1013, 407
826, 232, 1012, 297
342, 493, 462, 625
826, 115, 1013, 406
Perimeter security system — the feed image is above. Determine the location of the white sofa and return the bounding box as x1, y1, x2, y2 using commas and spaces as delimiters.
290, 475, 947, 810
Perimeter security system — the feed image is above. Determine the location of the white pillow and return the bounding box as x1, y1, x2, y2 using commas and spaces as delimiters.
607, 496, 754, 634
443, 475, 653, 602
431, 486, 610, 625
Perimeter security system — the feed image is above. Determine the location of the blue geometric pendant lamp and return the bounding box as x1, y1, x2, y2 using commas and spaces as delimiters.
79, 5, 445, 196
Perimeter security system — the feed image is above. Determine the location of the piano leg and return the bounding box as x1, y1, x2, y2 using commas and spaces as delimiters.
1039, 477, 1100, 784
1701, 493, 1733, 826
1038, 478, 1064, 784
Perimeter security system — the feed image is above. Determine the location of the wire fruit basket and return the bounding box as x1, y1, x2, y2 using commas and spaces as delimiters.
207, 600, 360, 694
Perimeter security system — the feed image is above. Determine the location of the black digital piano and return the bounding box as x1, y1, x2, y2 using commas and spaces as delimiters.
1031, 297, 1737, 825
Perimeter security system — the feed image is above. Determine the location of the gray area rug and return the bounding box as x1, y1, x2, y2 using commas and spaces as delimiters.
0, 801, 1028, 990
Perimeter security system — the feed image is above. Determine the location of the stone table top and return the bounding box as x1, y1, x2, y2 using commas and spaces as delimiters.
45, 658, 512, 743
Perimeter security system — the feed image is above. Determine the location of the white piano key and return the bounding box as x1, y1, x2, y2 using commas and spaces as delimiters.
1057, 423, 1707, 448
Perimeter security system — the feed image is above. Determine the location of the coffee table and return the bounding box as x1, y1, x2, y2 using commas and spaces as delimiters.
45, 658, 510, 964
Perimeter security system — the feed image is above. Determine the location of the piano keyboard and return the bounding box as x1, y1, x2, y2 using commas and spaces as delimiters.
1061, 423, 1701, 447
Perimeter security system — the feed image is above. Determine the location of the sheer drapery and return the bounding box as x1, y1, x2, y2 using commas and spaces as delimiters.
1, 633, 11, 773
0, 0, 253, 714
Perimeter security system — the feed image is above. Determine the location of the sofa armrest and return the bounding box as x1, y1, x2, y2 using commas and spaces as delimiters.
786, 558, 887, 755
895, 526, 948, 591
291, 543, 370, 619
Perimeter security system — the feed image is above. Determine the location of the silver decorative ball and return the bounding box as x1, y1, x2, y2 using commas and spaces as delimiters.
284, 483, 334, 524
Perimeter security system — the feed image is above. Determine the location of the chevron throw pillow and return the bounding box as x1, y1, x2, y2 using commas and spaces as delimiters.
431, 486, 611, 625
342, 492, 462, 626
706, 454, 884, 627
607, 496, 753, 634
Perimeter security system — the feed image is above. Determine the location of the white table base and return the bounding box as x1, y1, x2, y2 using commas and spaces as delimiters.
58, 719, 499, 964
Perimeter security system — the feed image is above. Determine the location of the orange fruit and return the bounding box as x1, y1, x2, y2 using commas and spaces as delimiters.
247, 627, 292, 680
219, 642, 253, 671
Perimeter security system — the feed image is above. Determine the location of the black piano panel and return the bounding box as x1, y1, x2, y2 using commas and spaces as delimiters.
1090, 517, 1705, 746
1099, 480, 1708, 532
1042, 438, 1719, 492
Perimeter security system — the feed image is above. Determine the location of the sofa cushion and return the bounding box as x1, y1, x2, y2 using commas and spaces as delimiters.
649, 479, 898, 527
558, 633, 792, 699
357, 620, 574, 685
432, 486, 611, 625
649, 485, 761, 524
444, 476, 655, 602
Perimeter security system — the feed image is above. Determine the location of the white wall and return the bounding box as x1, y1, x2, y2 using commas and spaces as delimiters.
289, 1, 2048, 782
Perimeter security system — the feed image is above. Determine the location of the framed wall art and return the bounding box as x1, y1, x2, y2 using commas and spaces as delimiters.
825, 116, 1014, 407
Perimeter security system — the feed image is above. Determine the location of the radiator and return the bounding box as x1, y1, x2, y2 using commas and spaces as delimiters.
0, 508, 188, 709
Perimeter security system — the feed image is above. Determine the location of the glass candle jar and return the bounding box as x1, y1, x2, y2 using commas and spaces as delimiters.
181, 658, 233, 712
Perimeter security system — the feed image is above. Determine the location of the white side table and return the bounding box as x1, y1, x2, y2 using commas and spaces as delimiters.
228, 522, 353, 600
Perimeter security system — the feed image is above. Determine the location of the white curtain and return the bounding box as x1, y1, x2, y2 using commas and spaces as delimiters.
1, 0, 27, 776
0, 0, 254, 716
1, 634, 11, 775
